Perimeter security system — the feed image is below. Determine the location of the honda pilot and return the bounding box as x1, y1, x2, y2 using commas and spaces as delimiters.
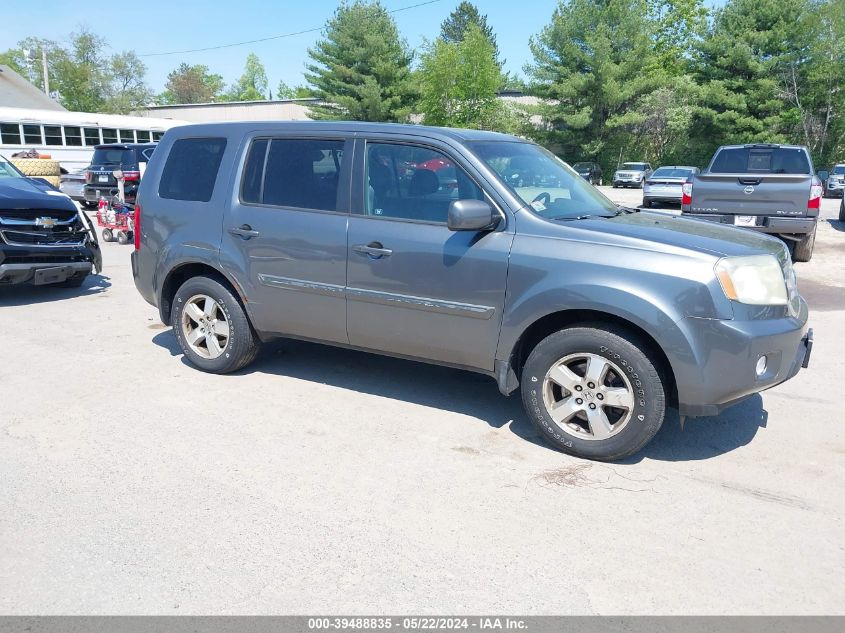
132, 122, 812, 461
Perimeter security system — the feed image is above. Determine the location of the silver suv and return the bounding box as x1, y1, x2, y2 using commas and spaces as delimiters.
132, 122, 812, 461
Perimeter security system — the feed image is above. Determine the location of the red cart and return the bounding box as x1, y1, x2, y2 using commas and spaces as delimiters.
95, 197, 135, 245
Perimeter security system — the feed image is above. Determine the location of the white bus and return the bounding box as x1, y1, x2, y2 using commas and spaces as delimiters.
0, 107, 186, 171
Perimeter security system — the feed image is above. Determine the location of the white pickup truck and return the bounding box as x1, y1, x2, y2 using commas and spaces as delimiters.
681, 144, 823, 262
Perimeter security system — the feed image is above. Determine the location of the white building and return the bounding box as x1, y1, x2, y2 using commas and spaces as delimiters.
137, 98, 320, 123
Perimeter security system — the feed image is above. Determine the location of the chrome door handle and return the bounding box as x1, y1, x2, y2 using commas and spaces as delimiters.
229, 224, 260, 239
352, 242, 393, 258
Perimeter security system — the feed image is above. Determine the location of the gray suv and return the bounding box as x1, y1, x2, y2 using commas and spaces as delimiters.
132, 122, 812, 461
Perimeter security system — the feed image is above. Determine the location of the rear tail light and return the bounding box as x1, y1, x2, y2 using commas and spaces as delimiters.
85, 170, 93, 184
682, 182, 693, 206
133, 203, 141, 250
808, 183, 823, 210
122, 170, 141, 182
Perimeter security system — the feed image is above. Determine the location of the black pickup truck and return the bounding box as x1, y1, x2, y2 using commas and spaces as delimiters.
681, 144, 822, 262
0, 157, 101, 287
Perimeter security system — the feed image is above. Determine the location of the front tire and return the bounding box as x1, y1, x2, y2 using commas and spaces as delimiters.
101, 228, 114, 242
520, 326, 666, 461
792, 223, 816, 263
839, 199, 845, 222
171, 275, 260, 374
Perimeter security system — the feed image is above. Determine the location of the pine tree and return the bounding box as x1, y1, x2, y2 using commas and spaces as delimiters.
305, 1, 415, 121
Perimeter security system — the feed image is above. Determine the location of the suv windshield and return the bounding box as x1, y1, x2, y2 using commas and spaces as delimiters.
470, 142, 619, 219
710, 147, 811, 174
0, 158, 23, 179
651, 167, 693, 178
572, 162, 592, 171
92, 148, 136, 165
622, 163, 648, 171
832, 165, 845, 175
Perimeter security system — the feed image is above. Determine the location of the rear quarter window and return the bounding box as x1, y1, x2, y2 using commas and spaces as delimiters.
158, 137, 227, 202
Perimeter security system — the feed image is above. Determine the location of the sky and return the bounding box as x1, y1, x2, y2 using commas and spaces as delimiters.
2, 0, 562, 95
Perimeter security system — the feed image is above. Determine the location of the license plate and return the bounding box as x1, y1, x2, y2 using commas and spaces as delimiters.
33, 267, 69, 285
734, 215, 756, 227
98, 175, 108, 183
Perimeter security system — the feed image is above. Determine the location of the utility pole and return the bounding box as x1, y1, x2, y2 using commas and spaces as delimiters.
41, 49, 49, 96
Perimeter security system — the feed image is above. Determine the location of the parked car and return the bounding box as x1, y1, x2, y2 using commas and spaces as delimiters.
571, 161, 603, 186
822, 164, 844, 198
133, 122, 812, 461
612, 162, 652, 188
0, 156, 101, 287
642, 166, 700, 208
83, 143, 155, 206
681, 144, 821, 262
59, 166, 91, 207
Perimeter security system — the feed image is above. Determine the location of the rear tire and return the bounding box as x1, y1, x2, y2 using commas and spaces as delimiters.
171, 275, 260, 374
116, 230, 129, 245
792, 223, 817, 263
642, 199, 651, 208
839, 199, 845, 222
101, 228, 114, 242
520, 326, 666, 461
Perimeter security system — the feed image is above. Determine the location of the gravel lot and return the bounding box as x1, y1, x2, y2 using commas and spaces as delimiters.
1, 193, 843, 614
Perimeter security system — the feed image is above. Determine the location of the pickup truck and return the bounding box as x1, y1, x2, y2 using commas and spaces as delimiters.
681, 144, 822, 262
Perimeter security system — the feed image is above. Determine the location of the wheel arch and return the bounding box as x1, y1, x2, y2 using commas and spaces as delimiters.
501, 308, 679, 408
158, 262, 248, 326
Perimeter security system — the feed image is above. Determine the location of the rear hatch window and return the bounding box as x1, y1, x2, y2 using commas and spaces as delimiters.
92, 148, 136, 166
710, 147, 811, 174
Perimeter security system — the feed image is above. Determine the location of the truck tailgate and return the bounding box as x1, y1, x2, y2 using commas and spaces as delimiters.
690, 174, 812, 216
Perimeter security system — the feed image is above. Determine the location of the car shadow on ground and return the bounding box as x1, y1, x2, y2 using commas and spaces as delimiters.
0, 274, 111, 307
826, 218, 845, 232
153, 331, 770, 462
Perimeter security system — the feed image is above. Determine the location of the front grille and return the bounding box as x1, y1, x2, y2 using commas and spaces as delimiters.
0, 228, 85, 246
1, 254, 87, 265
0, 211, 85, 247
0, 209, 78, 222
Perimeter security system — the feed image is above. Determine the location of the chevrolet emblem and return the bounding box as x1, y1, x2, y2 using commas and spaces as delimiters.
35, 217, 57, 228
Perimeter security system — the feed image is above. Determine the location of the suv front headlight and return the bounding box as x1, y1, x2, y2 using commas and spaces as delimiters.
714, 255, 788, 305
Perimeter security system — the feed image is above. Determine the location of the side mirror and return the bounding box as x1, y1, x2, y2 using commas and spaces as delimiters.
447, 199, 499, 232
817, 170, 829, 181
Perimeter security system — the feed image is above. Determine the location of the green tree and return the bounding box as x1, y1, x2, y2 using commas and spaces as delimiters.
607, 76, 700, 164
50, 29, 110, 112
159, 63, 225, 104
440, 1, 501, 66
305, 0, 415, 122
226, 53, 269, 101
528, 0, 666, 169
105, 51, 153, 113
781, 0, 845, 165
689, 0, 810, 158
277, 80, 312, 99
418, 24, 504, 129
649, 0, 708, 73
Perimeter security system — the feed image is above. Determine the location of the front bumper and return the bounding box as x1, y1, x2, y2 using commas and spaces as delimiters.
676, 301, 811, 417
614, 179, 643, 187
825, 181, 844, 197
681, 212, 817, 235
0, 243, 98, 285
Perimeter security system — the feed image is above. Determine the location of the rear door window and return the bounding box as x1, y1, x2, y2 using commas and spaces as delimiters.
158, 137, 227, 202
242, 138, 344, 212
710, 147, 811, 174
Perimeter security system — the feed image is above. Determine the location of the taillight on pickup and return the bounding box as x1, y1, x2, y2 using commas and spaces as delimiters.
133, 203, 141, 250
682, 182, 693, 206
808, 183, 823, 211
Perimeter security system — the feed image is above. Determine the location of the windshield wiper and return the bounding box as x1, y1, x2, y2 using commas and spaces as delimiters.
548, 214, 614, 221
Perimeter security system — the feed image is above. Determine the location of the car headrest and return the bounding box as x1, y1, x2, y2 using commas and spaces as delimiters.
368, 162, 392, 192
409, 169, 439, 196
